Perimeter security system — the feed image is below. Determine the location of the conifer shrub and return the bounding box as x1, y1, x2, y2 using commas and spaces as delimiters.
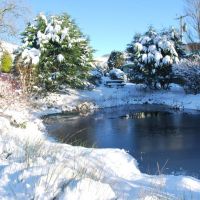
1, 51, 12, 73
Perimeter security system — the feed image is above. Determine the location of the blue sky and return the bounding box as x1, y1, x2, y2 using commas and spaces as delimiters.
27, 0, 184, 57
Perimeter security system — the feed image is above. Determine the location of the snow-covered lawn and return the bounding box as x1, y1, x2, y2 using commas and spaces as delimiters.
1, 82, 200, 199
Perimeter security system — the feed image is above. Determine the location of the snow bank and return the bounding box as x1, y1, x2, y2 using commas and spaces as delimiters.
0, 114, 200, 199
37, 83, 200, 112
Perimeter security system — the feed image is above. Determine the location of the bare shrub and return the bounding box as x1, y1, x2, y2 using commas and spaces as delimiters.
0, 73, 28, 112
173, 57, 200, 94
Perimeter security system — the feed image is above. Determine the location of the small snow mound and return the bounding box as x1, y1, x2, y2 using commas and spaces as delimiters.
61, 178, 116, 200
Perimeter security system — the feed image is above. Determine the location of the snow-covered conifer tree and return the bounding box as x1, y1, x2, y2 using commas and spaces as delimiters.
16, 13, 93, 91
127, 27, 181, 89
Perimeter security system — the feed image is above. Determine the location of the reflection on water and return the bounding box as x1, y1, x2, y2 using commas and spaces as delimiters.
43, 104, 200, 178
120, 111, 172, 119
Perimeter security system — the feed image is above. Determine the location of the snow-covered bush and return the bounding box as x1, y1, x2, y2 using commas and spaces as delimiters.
127, 27, 182, 89
173, 58, 200, 94
109, 68, 127, 80
15, 13, 93, 91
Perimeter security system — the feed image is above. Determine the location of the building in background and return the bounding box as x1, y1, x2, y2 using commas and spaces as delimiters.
184, 43, 200, 55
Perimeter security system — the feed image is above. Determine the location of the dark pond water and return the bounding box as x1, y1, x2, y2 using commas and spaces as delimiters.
43, 104, 200, 178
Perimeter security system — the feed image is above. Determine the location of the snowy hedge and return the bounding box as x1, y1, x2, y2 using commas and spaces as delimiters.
173, 57, 200, 94
15, 13, 93, 91
127, 27, 184, 89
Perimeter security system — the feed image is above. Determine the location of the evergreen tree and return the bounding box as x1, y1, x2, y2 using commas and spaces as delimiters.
127, 27, 181, 89
107, 51, 125, 69
16, 13, 94, 91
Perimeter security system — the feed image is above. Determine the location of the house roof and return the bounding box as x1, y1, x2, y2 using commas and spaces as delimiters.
184, 43, 200, 52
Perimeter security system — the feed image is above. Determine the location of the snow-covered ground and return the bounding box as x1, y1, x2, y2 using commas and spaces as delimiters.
1, 81, 200, 199
38, 81, 200, 113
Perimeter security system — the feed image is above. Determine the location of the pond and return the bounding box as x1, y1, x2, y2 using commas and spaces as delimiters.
43, 104, 200, 178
